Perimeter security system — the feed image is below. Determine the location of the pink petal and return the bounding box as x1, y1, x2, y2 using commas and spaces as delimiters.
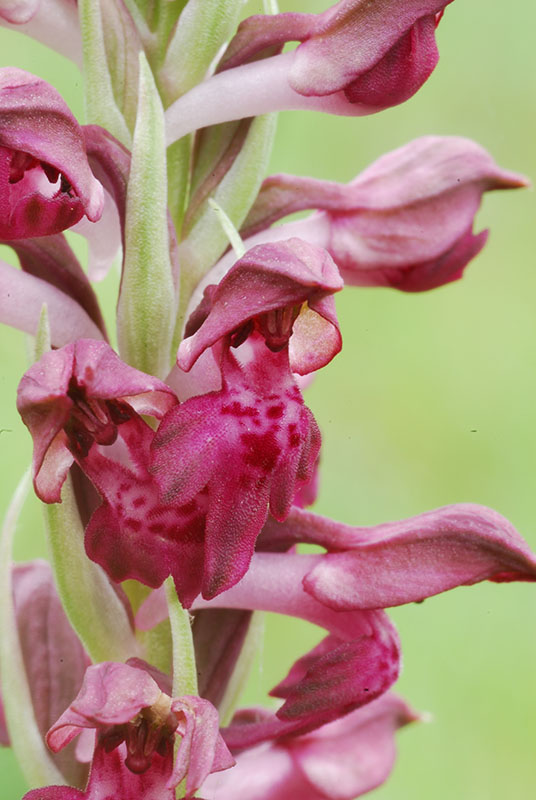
0, 68, 103, 238
290, 693, 418, 800
11, 560, 90, 785
9, 233, 107, 335
47, 662, 161, 752
179, 238, 342, 375
294, 503, 536, 610
0, 259, 103, 345
170, 696, 234, 796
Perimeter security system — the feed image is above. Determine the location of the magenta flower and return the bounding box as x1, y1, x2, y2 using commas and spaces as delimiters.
166, 1, 454, 141
221, 0, 451, 109
23, 660, 233, 800
0, 68, 103, 240
241, 137, 528, 292
202, 694, 418, 800
150, 239, 341, 599
257, 503, 536, 609
17, 339, 177, 503
179, 238, 343, 375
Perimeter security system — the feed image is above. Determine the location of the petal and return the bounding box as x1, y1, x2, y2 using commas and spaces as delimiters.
9, 233, 107, 334
291, 693, 418, 800
296, 504, 536, 610
224, 613, 400, 748
170, 696, 234, 795
0, 68, 103, 236
178, 238, 342, 374
12, 560, 90, 785
47, 663, 161, 752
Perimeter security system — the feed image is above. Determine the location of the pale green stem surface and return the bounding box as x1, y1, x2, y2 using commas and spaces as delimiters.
79, 0, 132, 146
44, 477, 140, 665
165, 576, 198, 697
117, 52, 176, 378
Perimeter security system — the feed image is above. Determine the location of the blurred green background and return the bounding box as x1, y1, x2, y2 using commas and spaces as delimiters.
1, 1, 535, 797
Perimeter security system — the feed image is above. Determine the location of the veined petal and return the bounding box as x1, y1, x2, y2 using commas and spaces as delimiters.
17, 340, 177, 502
0, 260, 103, 347
261, 504, 536, 610
179, 238, 342, 375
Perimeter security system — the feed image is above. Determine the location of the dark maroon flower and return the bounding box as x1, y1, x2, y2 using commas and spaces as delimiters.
0, 68, 103, 240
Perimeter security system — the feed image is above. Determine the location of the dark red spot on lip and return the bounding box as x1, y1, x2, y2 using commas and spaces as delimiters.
132, 496, 146, 508
267, 404, 284, 419
221, 401, 258, 417
179, 499, 198, 515
125, 517, 142, 532
148, 522, 165, 534
241, 430, 281, 472
289, 431, 301, 447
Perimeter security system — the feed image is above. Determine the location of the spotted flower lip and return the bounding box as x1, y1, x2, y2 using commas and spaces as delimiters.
179, 238, 343, 376
0, 67, 103, 240
17, 339, 177, 503
152, 335, 321, 602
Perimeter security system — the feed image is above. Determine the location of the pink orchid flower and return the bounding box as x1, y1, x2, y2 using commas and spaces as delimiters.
0, 68, 103, 240
22, 660, 233, 800
240, 136, 528, 292
202, 693, 418, 800
166, 0, 454, 142
150, 239, 341, 599
221, 0, 451, 108
17, 339, 177, 503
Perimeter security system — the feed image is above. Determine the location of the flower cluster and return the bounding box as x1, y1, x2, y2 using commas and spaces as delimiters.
0, 1, 532, 799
